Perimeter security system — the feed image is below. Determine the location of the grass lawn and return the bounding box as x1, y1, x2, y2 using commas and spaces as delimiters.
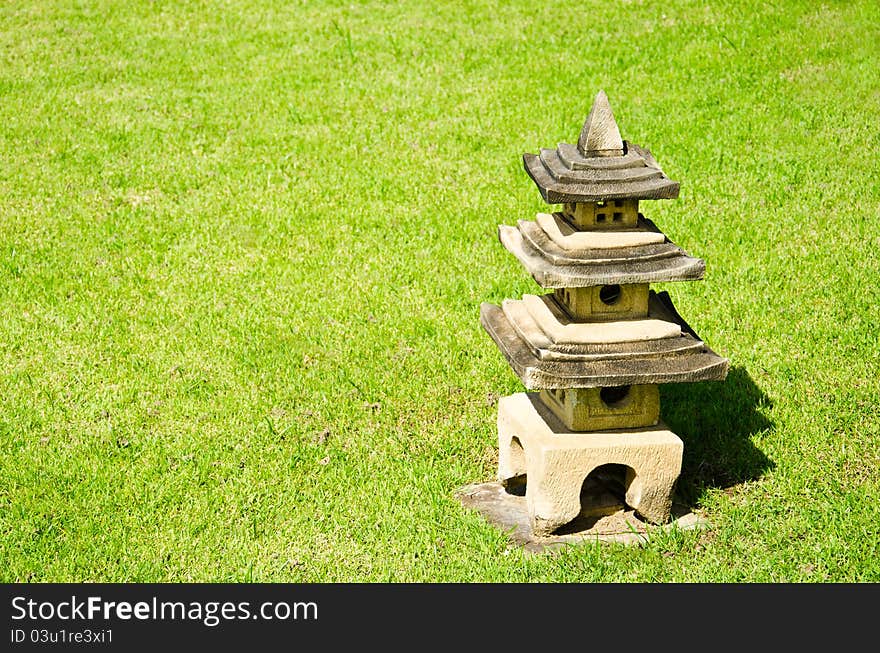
1, 0, 878, 582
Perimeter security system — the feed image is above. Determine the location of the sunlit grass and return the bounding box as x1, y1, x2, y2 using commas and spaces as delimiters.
1, 0, 878, 581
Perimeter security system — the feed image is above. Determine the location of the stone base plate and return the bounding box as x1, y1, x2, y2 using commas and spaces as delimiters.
456, 481, 706, 553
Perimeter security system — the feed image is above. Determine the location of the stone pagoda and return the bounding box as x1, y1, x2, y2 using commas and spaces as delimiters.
480, 91, 728, 536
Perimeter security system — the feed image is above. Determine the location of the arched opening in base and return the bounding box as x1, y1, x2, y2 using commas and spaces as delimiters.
553, 463, 642, 535
502, 437, 527, 497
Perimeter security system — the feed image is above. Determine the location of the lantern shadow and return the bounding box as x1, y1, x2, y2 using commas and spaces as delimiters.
660, 366, 774, 507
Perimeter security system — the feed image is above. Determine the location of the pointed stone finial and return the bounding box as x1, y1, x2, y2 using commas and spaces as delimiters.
576, 90, 624, 158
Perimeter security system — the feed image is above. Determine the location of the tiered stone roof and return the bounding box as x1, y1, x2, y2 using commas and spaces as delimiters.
523, 91, 680, 203
481, 91, 728, 389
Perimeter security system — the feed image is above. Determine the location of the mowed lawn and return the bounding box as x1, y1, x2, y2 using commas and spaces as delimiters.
1, 0, 878, 581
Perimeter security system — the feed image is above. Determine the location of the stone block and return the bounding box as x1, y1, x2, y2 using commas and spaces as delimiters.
497, 392, 682, 535
553, 283, 650, 321
562, 200, 639, 229
538, 384, 660, 431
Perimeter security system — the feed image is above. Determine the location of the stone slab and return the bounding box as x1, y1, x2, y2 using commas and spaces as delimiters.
557, 142, 644, 170
518, 217, 682, 266
502, 291, 696, 360
481, 302, 729, 389
540, 148, 661, 184
523, 142, 680, 203
456, 482, 705, 552
499, 223, 705, 287
537, 212, 665, 250
504, 294, 706, 362
520, 293, 681, 344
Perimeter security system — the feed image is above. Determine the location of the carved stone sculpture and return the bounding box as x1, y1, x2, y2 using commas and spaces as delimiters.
481, 91, 728, 536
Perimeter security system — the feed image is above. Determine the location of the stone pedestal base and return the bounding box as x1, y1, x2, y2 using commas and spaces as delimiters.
498, 392, 683, 536
456, 482, 705, 551
539, 384, 660, 431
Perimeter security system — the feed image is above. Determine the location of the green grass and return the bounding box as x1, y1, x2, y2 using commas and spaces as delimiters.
1, 0, 878, 582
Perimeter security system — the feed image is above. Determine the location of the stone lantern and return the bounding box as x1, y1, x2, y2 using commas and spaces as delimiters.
480, 91, 728, 536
